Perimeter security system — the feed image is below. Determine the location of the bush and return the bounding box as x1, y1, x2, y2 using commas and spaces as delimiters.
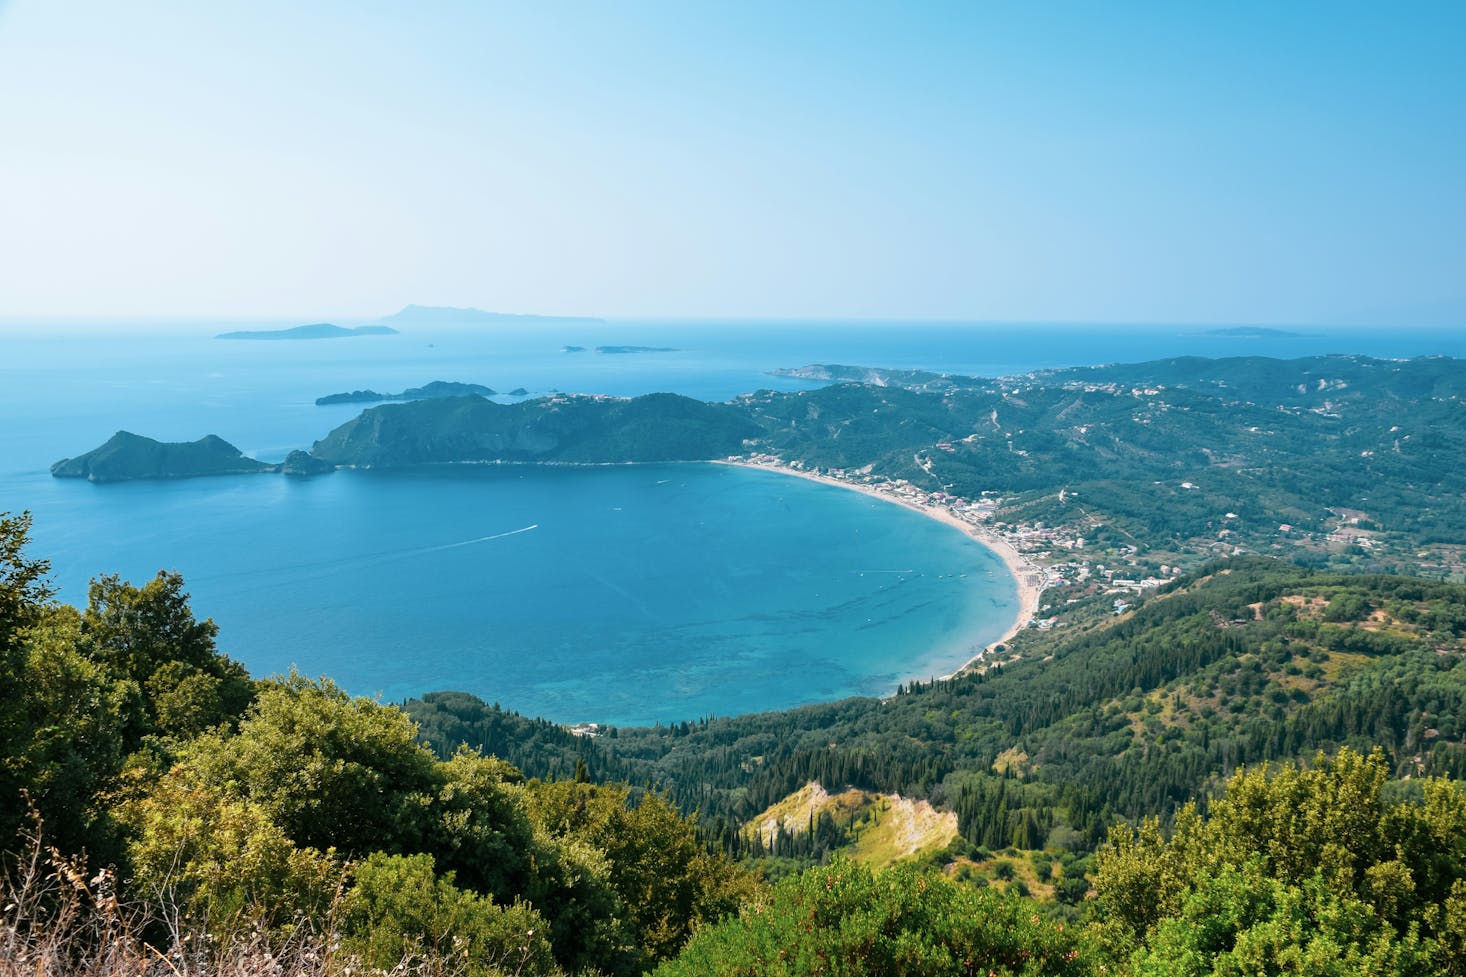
341, 852, 558, 977
654, 858, 1096, 977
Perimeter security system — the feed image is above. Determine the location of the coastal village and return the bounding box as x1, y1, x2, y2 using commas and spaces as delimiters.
730, 438, 1466, 646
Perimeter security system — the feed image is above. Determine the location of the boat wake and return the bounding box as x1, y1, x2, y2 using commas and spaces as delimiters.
193, 524, 541, 592
415, 524, 539, 554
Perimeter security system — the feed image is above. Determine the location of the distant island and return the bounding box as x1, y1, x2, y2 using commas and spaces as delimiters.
562, 344, 677, 354
315, 380, 498, 406
377, 304, 605, 326
1201, 326, 1304, 338
51, 432, 279, 482
216, 323, 398, 340
52, 391, 753, 479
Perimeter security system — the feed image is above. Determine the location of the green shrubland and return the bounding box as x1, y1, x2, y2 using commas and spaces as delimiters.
6, 507, 1466, 975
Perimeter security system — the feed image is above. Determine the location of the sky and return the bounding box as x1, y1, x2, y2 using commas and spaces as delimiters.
0, 1, 1462, 325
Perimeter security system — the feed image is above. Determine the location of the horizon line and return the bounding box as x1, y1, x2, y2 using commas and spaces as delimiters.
0, 311, 1461, 332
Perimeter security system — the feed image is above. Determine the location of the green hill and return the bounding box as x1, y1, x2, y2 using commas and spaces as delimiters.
50, 431, 276, 482
746, 355, 1466, 565
309, 392, 759, 466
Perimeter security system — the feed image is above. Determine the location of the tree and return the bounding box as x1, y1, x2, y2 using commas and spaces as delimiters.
526, 781, 758, 971
340, 852, 558, 977
1093, 747, 1466, 974
81, 571, 253, 742
0, 511, 55, 846
123, 768, 339, 935
1, 555, 254, 866
0, 511, 51, 640
429, 747, 537, 899
180, 674, 441, 857
655, 857, 1096, 977
6, 606, 133, 861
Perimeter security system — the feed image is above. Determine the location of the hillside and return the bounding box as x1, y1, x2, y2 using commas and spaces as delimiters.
6, 515, 1466, 974
412, 557, 1466, 856
746, 354, 1466, 573
746, 781, 958, 867
309, 392, 759, 466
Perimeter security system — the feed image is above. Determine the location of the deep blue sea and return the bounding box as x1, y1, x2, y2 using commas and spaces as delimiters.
2, 318, 1462, 725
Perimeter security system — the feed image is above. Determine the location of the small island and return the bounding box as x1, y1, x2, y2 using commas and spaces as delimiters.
51, 432, 279, 482
315, 380, 498, 406
1201, 326, 1304, 339
562, 345, 587, 353
595, 346, 679, 355
216, 323, 398, 340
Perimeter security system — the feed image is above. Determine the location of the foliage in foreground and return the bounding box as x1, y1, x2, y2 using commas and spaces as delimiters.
0, 511, 756, 977
8, 511, 1466, 976
654, 857, 1095, 977
1095, 747, 1466, 975
0, 815, 345, 977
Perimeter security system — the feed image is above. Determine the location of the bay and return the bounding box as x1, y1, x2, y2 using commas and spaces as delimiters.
22, 463, 1016, 726
3, 318, 1462, 725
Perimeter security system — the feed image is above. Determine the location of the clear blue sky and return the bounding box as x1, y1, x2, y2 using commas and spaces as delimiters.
0, 1, 1462, 324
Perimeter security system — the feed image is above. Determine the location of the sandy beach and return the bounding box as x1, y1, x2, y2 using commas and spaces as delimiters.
717, 459, 1045, 676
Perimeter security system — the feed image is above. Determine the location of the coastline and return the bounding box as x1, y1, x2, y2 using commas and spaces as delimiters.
715, 458, 1045, 678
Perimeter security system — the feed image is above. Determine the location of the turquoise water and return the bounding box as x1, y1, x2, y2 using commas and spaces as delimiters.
3, 319, 1462, 724
22, 463, 1015, 725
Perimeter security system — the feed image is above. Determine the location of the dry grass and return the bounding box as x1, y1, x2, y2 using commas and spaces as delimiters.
0, 809, 538, 977
1, 814, 343, 977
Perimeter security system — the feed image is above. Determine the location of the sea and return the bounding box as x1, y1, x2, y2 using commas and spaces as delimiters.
2, 317, 1462, 726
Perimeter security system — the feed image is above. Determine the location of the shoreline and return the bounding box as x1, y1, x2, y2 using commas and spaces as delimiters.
715, 458, 1045, 678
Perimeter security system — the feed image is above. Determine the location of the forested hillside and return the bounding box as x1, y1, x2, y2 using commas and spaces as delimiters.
6, 510, 1466, 973
16, 352, 1466, 976
310, 392, 759, 466
412, 558, 1466, 857
754, 355, 1466, 565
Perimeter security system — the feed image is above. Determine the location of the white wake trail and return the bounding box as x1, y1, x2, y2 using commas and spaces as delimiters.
418, 524, 539, 553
